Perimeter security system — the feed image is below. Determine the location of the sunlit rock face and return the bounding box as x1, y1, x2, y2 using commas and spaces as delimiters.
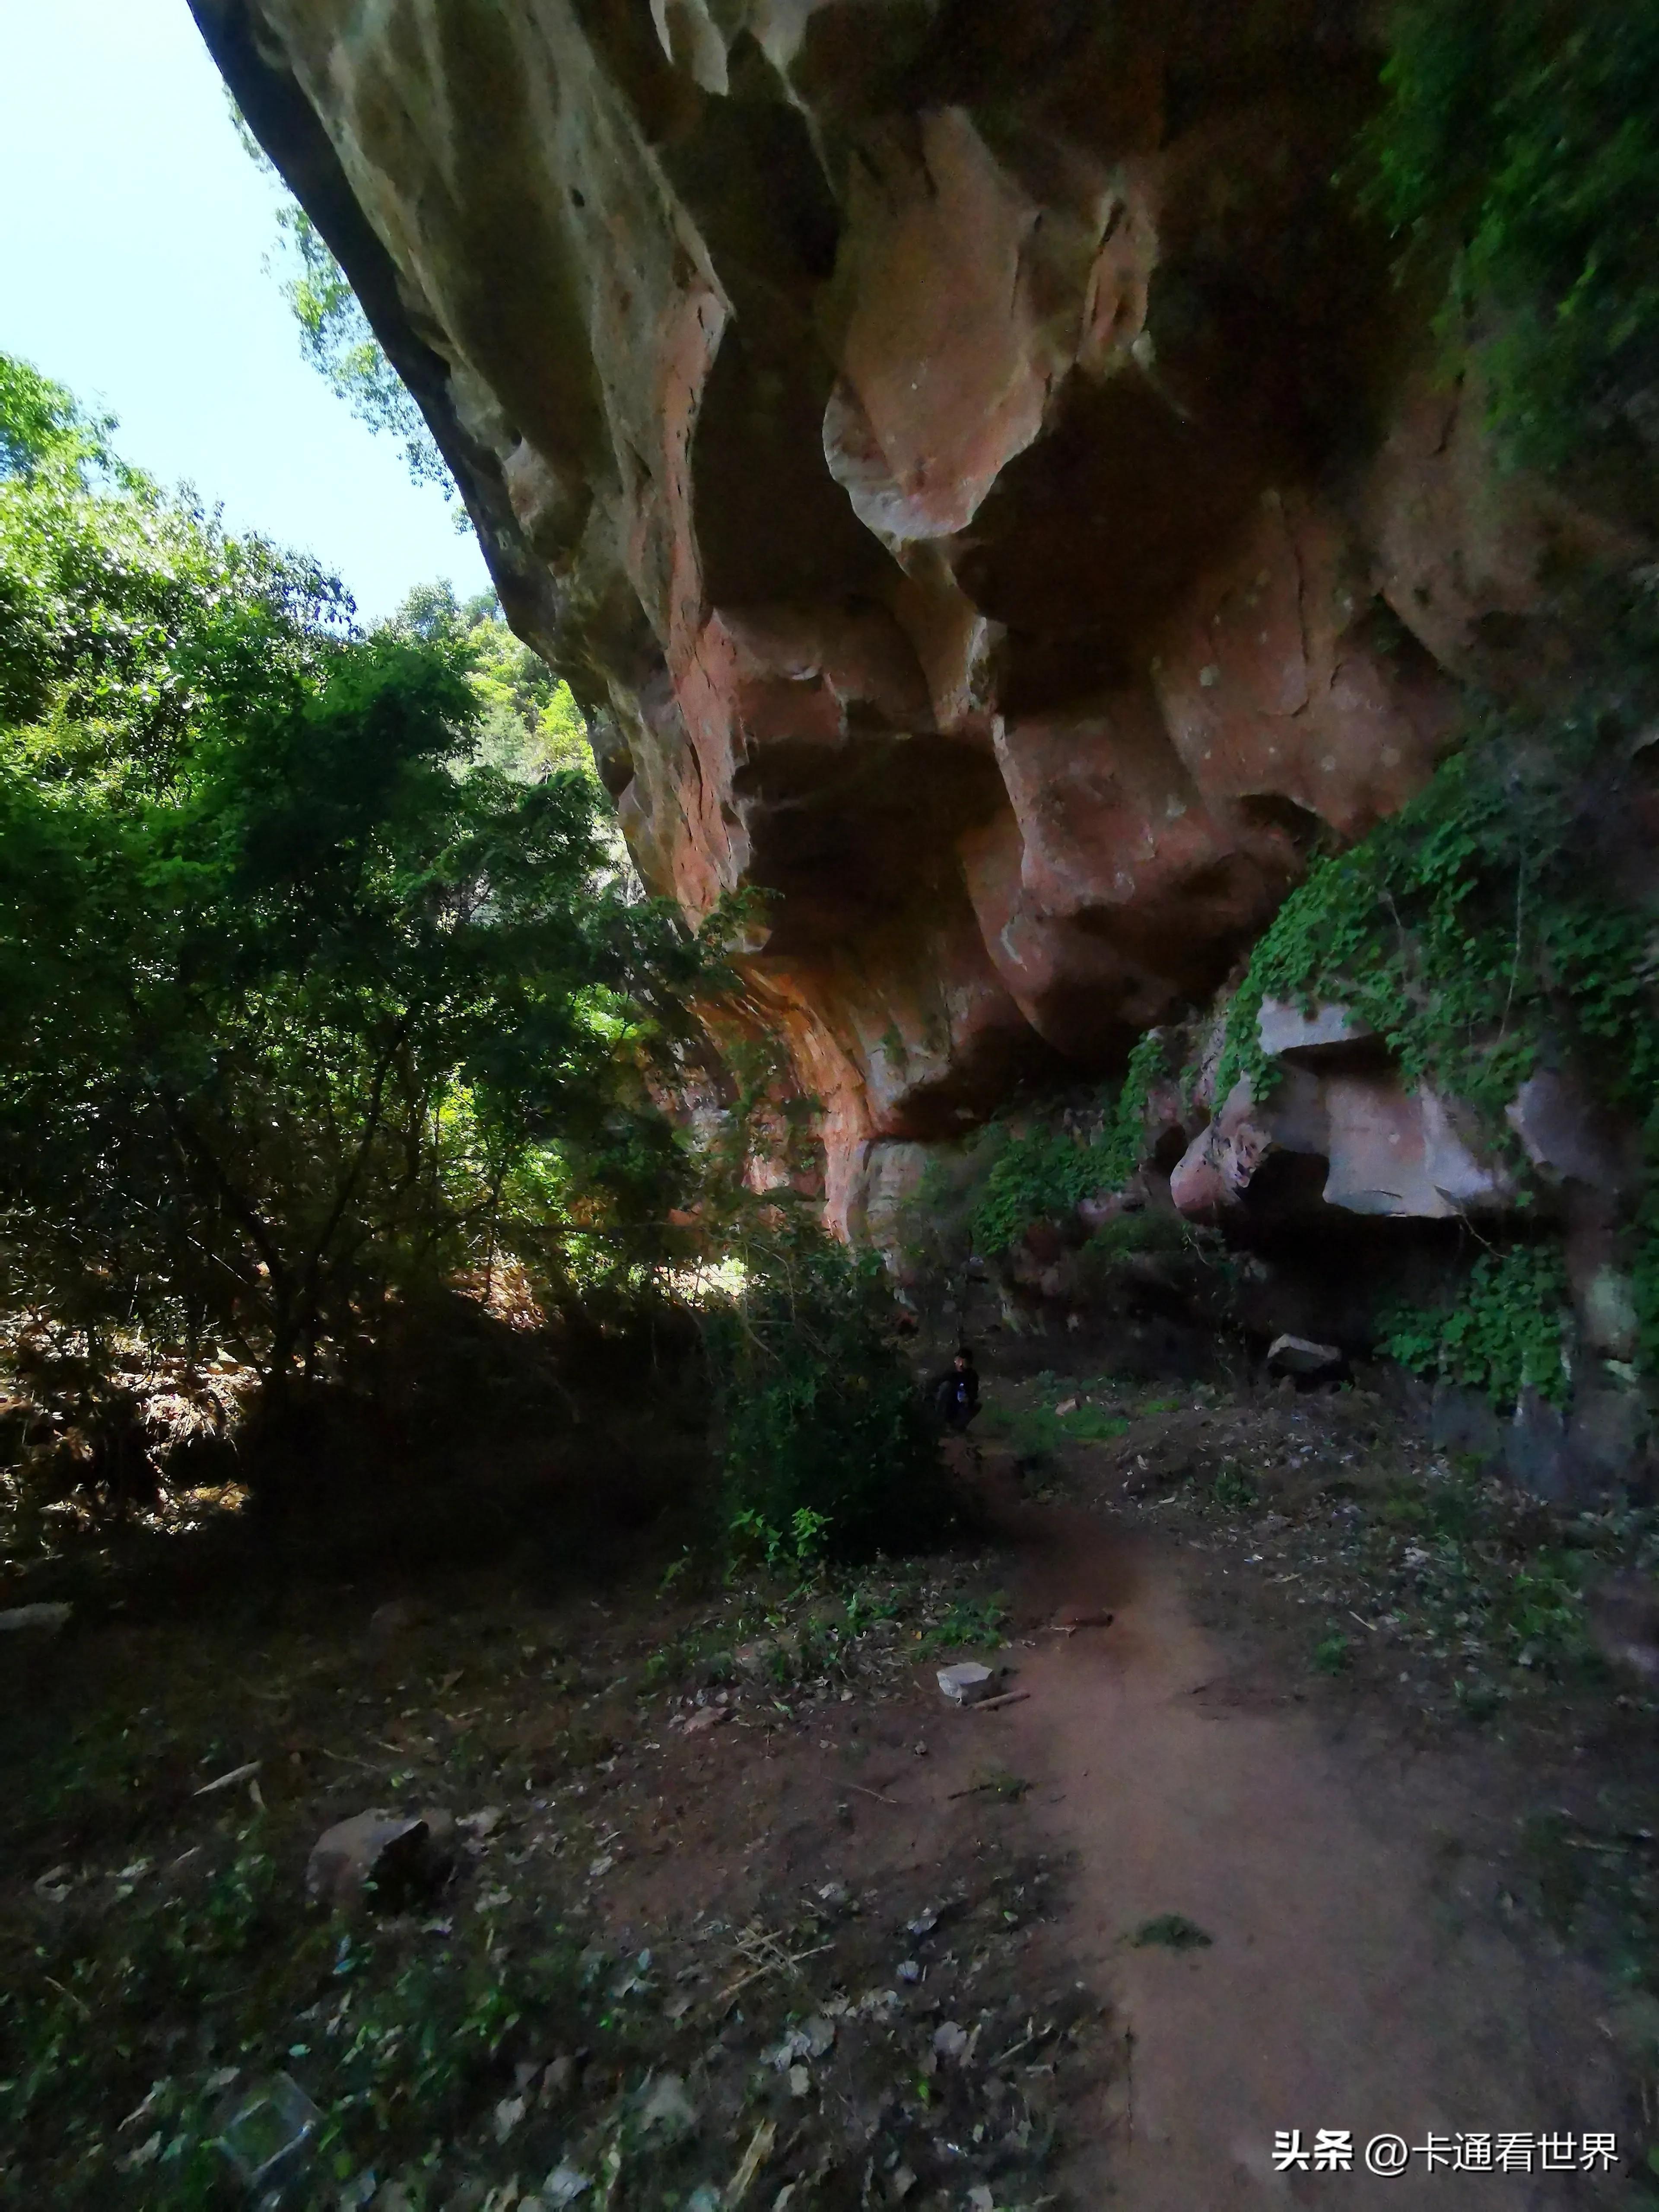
195, 0, 1600, 1230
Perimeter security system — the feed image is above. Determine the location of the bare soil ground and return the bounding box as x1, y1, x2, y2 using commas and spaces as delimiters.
6, 1360, 1659, 2208
0, 1526, 1104, 2209
980, 1486, 1626, 2207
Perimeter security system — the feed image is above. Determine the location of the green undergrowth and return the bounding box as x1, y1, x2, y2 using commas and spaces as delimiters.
1080, 1211, 1194, 1264
0, 1822, 594, 2208
1216, 728, 1658, 1121
966, 1032, 1175, 1258
1329, 1463, 1604, 1688
706, 1224, 950, 1561
1211, 1467, 1259, 1514
1130, 1914, 1211, 1952
1136, 1428, 1637, 1708
1362, 0, 1659, 472
0, 1534, 1073, 2209
634, 1563, 1009, 1700
979, 1394, 1131, 1461
1381, 1246, 1573, 1408
1516, 1799, 1659, 2013
2, 1793, 1075, 2210
974, 1373, 1190, 1470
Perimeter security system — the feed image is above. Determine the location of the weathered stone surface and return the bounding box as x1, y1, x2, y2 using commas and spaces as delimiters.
1506, 1071, 1638, 1202
1255, 998, 1375, 1063
1265, 1335, 1344, 1379
1322, 1078, 1512, 1219
1168, 1071, 1324, 1218
197, 0, 1635, 1217
1582, 1268, 1641, 1363
305, 1810, 455, 1910
1428, 1375, 1650, 1506
1171, 1067, 1513, 1224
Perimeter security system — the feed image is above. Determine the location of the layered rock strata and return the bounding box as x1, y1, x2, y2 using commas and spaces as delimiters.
194, 0, 1619, 1227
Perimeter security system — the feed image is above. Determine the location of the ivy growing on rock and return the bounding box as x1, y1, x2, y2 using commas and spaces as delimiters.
1381, 1246, 1573, 1408
969, 1030, 1174, 1256
1363, 0, 1659, 471
1212, 664, 1659, 1386
1215, 721, 1659, 1127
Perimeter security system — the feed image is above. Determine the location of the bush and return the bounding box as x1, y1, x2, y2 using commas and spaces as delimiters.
706, 1224, 952, 1561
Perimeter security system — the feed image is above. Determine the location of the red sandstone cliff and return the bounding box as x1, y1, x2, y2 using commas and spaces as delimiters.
191, 0, 1625, 1233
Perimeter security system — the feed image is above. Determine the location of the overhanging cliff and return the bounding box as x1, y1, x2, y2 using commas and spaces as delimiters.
191, 0, 1624, 1234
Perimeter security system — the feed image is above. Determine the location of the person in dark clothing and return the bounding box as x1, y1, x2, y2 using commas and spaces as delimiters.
931, 1348, 980, 1432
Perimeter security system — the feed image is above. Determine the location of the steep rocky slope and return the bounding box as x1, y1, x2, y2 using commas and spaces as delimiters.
192, 0, 1638, 1234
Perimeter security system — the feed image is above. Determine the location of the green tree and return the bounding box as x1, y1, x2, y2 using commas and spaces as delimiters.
280, 202, 449, 486
0, 357, 121, 483
229, 102, 452, 493
0, 356, 706, 1407
384, 582, 595, 784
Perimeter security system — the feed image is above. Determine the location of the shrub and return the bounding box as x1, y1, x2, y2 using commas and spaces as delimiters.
1211, 1467, 1260, 1514
705, 1224, 952, 1560
1083, 1211, 1193, 1263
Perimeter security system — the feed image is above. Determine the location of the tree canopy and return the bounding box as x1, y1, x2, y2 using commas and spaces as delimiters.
0, 354, 708, 1405
384, 580, 595, 784
228, 100, 453, 495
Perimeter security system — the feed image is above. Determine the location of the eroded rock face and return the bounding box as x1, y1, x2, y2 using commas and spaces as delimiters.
1169, 1061, 1517, 1225
194, 0, 1615, 1225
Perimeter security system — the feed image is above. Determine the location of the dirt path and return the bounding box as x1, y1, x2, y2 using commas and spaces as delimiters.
6, 1422, 1645, 2207
971, 1494, 1628, 2206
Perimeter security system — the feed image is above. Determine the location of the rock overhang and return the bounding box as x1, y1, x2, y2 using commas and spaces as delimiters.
193, 0, 1608, 1230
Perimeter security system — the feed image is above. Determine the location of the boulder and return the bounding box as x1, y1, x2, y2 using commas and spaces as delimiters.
1265, 1335, 1345, 1379
937, 1662, 996, 1706
305, 1810, 456, 1911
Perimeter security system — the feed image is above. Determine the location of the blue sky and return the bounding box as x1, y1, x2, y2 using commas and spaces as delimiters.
0, 0, 493, 622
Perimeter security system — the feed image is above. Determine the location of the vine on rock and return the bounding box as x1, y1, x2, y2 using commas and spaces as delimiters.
1213, 684, 1659, 1386
1362, 0, 1659, 473
969, 1030, 1173, 1256
1382, 1246, 1573, 1408
1215, 721, 1659, 1128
